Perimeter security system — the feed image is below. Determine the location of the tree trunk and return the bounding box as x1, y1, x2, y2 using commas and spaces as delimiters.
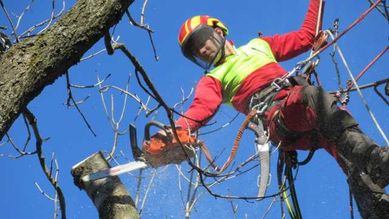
348, 172, 389, 219
71, 152, 139, 219
0, 0, 133, 140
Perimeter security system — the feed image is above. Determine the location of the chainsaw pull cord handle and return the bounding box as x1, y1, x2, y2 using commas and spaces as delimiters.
200, 109, 257, 173
144, 120, 171, 142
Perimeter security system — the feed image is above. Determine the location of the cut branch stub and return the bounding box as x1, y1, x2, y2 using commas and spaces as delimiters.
71, 151, 139, 219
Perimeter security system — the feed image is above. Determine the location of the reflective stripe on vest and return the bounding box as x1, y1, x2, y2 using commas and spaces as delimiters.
206, 38, 277, 104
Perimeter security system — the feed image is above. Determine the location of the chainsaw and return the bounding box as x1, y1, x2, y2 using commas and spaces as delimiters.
82, 121, 198, 182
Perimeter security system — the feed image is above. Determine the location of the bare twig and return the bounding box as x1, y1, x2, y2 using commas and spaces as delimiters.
125, 2, 159, 61
37, 0, 56, 34
331, 78, 389, 93
22, 113, 33, 150
15, 0, 34, 32
198, 112, 240, 136
228, 197, 239, 218
125, 10, 152, 32
97, 72, 133, 160
134, 168, 145, 207
4, 133, 36, 158
80, 48, 107, 61
374, 84, 389, 105
106, 122, 120, 160
139, 170, 157, 215
0, 0, 19, 42
71, 74, 111, 89
178, 154, 202, 218
19, 0, 66, 39
23, 108, 66, 219
260, 196, 279, 219
65, 96, 90, 107
147, 28, 159, 61
99, 85, 151, 113
368, 0, 389, 22
35, 182, 56, 201
65, 72, 97, 137
173, 87, 194, 109
140, 0, 148, 25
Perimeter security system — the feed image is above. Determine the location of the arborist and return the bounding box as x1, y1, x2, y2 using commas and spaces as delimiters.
143, 0, 389, 205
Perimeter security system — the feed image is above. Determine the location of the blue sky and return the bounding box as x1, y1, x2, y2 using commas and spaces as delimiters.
0, 0, 388, 218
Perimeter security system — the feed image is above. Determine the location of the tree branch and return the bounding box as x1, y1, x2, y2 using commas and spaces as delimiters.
71, 151, 140, 219
0, 0, 134, 140
23, 108, 67, 219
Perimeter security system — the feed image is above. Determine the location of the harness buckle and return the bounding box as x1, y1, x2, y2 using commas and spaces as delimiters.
271, 78, 291, 91
248, 121, 268, 145
271, 79, 282, 91
250, 101, 268, 115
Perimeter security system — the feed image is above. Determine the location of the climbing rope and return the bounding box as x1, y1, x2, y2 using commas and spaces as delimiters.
347, 46, 389, 91
326, 30, 389, 145
301, 0, 383, 66
199, 109, 257, 173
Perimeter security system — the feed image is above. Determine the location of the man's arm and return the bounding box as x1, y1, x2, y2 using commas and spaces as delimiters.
176, 76, 223, 131
262, 0, 322, 61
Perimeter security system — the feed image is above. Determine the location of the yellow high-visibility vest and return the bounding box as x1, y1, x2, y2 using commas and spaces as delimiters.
207, 38, 277, 104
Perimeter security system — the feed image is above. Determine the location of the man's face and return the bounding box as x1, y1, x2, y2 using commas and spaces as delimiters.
195, 36, 221, 63
181, 25, 225, 70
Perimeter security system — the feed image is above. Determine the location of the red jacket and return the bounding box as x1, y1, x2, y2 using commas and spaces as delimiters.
176, 0, 321, 131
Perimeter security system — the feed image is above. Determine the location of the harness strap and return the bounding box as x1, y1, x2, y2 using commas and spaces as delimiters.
249, 75, 310, 114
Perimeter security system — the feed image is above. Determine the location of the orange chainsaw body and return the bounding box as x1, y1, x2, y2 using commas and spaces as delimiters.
142, 129, 198, 167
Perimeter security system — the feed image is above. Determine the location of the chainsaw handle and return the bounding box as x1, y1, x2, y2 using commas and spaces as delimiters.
129, 123, 144, 160
144, 120, 170, 141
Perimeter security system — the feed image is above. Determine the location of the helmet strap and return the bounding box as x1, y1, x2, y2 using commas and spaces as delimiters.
206, 33, 226, 69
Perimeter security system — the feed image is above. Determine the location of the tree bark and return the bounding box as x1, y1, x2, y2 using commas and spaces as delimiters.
71, 152, 139, 219
0, 0, 133, 140
348, 172, 389, 219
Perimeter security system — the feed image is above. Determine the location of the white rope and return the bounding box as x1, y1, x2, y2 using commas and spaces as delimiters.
327, 31, 389, 145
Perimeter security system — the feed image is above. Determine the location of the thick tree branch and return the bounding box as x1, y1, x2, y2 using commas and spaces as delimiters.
71, 152, 139, 219
0, 0, 134, 140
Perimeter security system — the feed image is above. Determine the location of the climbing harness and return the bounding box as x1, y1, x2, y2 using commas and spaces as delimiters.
273, 2, 389, 217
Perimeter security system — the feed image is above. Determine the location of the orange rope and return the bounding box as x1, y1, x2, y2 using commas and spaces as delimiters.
347, 46, 388, 91
200, 110, 257, 173
316, 0, 325, 37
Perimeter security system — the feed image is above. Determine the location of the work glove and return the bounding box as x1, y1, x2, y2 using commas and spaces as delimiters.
142, 128, 198, 168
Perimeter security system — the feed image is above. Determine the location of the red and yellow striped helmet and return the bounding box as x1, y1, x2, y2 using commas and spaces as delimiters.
178, 15, 228, 46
